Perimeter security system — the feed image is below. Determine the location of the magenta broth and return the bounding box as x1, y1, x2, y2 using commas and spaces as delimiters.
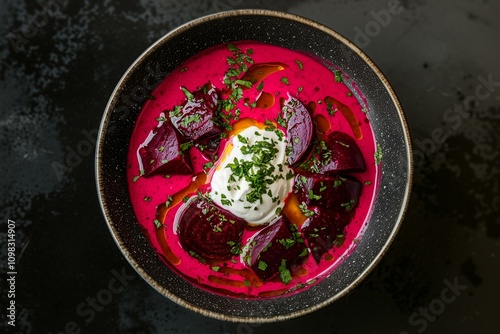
127, 41, 379, 298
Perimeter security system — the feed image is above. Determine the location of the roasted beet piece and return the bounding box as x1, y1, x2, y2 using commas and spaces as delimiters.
177, 197, 246, 260
282, 94, 313, 165
300, 131, 365, 173
170, 84, 222, 146
243, 216, 308, 282
301, 207, 351, 263
294, 173, 362, 212
196, 136, 221, 161
138, 121, 193, 177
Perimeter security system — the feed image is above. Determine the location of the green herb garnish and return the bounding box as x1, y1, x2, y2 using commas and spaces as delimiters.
258, 261, 267, 271
153, 219, 162, 229
180, 86, 194, 101
279, 259, 292, 284
334, 70, 342, 82
374, 144, 383, 164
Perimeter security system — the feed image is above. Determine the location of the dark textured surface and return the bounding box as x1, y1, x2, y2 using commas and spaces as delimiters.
0, 0, 498, 333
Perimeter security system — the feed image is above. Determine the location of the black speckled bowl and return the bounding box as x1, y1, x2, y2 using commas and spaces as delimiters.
96, 10, 412, 322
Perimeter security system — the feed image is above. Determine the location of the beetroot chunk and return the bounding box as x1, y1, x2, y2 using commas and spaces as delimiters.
300, 131, 365, 173
170, 84, 222, 146
243, 216, 308, 282
301, 207, 351, 263
282, 94, 313, 165
294, 173, 362, 212
177, 197, 246, 260
196, 136, 221, 161
138, 122, 193, 177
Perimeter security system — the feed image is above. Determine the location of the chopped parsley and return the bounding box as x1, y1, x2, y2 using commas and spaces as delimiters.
235, 79, 253, 88
296, 59, 304, 70
279, 238, 296, 249
258, 261, 267, 271
165, 195, 174, 207
334, 70, 343, 82
153, 219, 162, 229
180, 86, 194, 101
225, 135, 283, 204
341, 199, 355, 211
326, 101, 336, 115
281, 77, 290, 85
374, 143, 383, 164
333, 234, 345, 247
203, 161, 214, 171
179, 114, 201, 127
299, 248, 309, 257
276, 114, 287, 127
169, 106, 182, 118
278, 259, 292, 284
188, 250, 206, 264
308, 189, 322, 200
298, 202, 315, 217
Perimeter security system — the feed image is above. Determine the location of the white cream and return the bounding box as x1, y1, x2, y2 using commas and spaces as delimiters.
210, 126, 293, 225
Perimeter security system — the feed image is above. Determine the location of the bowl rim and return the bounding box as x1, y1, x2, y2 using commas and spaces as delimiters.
96, 8, 413, 323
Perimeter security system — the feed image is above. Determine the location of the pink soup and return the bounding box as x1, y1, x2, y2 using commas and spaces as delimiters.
127, 41, 379, 298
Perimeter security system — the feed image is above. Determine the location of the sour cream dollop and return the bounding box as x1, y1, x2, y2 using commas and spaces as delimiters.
210, 126, 293, 225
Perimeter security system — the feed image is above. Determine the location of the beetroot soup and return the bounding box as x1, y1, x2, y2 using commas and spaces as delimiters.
127, 41, 380, 298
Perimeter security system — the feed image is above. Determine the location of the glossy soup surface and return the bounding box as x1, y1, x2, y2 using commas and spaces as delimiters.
127, 41, 379, 298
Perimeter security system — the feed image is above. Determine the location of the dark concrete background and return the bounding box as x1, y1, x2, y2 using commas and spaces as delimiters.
0, 0, 498, 333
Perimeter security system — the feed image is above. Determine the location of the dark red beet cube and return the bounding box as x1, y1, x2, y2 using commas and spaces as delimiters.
294, 173, 362, 212
138, 121, 193, 177
170, 84, 222, 146
301, 207, 351, 263
243, 216, 308, 282
300, 131, 365, 173
177, 197, 246, 260
281, 94, 313, 165
196, 136, 221, 161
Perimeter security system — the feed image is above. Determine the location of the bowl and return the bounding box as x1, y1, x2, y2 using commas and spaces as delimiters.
96, 9, 412, 322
